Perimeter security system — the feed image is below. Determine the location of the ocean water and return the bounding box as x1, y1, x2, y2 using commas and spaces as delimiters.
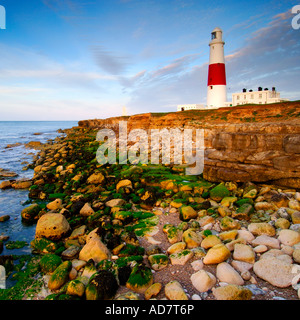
0, 121, 77, 256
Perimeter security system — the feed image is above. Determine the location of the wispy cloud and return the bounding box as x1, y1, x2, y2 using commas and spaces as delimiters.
91, 45, 130, 75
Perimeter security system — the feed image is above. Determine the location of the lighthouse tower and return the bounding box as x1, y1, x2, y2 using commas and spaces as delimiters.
207, 27, 227, 109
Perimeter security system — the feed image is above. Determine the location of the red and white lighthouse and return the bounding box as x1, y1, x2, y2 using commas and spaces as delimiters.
207, 27, 227, 109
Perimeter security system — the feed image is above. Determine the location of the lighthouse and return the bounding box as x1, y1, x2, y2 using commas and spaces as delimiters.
207, 27, 227, 109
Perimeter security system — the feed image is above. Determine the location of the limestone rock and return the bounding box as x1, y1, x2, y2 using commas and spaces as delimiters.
35, 213, 70, 240
180, 206, 197, 221
48, 261, 72, 290
251, 235, 280, 249
278, 229, 300, 246
165, 280, 188, 300
233, 243, 255, 264
212, 284, 252, 300
253, 256, 300, 288
79, 233, 110, 263
126, 264, 153, 294
87, 172, 105, 184
182, 228, 202, 248
201, 234, 222, 249
191, 270, 216, 292
105, 198, 126, 208
167, 242, 186, 254
144, 283, 162, 300
46, 198, 63, 211
248, 222, 275, 236
216, 262, 244, 285
169, 249, 193, 265
148, 254, 169, 270
203, 244, 231, 265
79, 202, 95, 216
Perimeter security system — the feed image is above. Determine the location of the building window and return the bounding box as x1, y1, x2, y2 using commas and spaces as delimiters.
237, 95, 240, 100
259, 94, 262, 99
244, 95, 246, 100
211, 32, 216, 40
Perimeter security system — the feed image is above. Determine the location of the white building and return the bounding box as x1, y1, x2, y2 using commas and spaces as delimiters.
177, 104, 205, 111
232, 87, 288, 106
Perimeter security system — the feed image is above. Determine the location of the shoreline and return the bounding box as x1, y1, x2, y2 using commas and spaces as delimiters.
1, 123, 300, 300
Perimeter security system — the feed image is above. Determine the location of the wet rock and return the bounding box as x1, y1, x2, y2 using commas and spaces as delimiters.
182, 228, 202, 248
126, 264, 153, 294
39, 254, 62, 274
148, 254, 169, 270
79, 202, 95, 216
11, 179, 32, 189
46, 198, 63, 211
0, 215, 10, 222
201, 234, 222, 249
169, 249, 193, 265
35, 213, 70, 240
48, 261, 72, 290
209, 183, 230, 201
66, 279, 85, 297
86, 270, 118, 300
21, 203, 42, 221
0, 181, 12, 189
61, 245, 80, 260
79, 232, 110, 264
179, 206, 197, 221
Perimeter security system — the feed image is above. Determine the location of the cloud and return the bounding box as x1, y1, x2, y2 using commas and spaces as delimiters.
91, 46, 130, 75
124, 9, 300, 114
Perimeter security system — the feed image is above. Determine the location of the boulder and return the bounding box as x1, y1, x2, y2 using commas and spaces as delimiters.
182, 228, 202, 248
216, 262, 244, 285
21, 203, 42, 221
48, 261, 72, 290
278, 229, 300, 246
212, 284, 252, 300
253, 256, 300, 288
46, 198, 63, 211
164, 280, 188, 300
248, 222, 275, 236
209, 183, 230, 201
87, 172, 105, 184
220, 216, 241, 231
201, 235, 222, 249
203, 244, 231, 265
86, 270, 118, 300
169, 249, 194, 265
180, 206, 197, 221
251, 235, 280, 249
233, 243, 255, 264
126, 264, 153, 294
79, 202, 95, 216
167, 242, 186, 254
0, 181, 12, 190
79, 233, 110, 264
39, 254, 62, 274
35, 213, 70, 240
144, 283, 162, 300
191, 270, 216, 292
148, 254, 169, 270
66, 279, 85, 297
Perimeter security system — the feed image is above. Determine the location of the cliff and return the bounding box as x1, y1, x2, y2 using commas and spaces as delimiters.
78, 101, 300, 188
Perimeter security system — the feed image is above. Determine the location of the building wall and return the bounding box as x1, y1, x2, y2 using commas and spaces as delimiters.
232, 90, 286, 106
177, 104, 205, 111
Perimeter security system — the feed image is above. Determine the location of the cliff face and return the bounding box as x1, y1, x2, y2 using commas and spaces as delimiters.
78, 101, 300, 188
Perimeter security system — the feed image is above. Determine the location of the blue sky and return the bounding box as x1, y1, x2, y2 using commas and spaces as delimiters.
0, 0, 299, 120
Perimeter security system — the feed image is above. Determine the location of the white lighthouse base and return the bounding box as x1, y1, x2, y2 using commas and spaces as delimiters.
207, 85, 227, 109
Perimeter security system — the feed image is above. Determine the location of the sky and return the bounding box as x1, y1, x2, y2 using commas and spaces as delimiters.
0, 0, 299, 120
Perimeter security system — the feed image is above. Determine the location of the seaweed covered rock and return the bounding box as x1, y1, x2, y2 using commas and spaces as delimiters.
209, 183, 230, 201
180, 206, 198, 221
85, 270, 118, 300
21, 203, 42, 221
39, 254, 62, 274
148, 254, 169, 270
126, 264, 153, 294
48, 261, 72, 291
66, 279, 86, 297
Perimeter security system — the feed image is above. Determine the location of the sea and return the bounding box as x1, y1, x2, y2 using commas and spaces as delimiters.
0, 121, 77, 258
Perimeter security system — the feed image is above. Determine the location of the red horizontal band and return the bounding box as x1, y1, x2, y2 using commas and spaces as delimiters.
207, 63, 226, 86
